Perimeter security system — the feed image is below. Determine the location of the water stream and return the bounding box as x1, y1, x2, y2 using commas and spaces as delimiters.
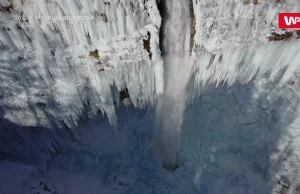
155, 0, 193, 171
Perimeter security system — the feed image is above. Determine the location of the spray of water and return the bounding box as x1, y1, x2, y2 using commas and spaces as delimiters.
154, 0, 193, 171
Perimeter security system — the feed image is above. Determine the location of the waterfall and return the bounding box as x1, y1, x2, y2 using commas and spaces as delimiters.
155, 0, 193, 171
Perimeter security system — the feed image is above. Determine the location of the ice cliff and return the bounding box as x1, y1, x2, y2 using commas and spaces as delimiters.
1, 0, 300, 160
190, 0, 300, 97
0, 0, 163, 130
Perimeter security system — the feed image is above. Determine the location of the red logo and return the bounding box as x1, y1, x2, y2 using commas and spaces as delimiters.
278, 13, 300, 28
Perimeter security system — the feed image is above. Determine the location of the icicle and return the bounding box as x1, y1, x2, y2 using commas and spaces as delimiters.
0, 0, 162, 130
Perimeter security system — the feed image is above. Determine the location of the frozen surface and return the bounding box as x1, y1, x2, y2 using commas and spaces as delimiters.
190, 0, 300, 92
0, 161, 36, 194
2, 78, 300, 194
0, 0, 163, 128
2, 0, 300, 194
1, 0, 300, 131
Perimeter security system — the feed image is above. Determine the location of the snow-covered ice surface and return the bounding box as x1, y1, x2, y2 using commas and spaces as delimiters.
0, 161, 37, 194
48, 80, 300, 194
2, 77, 300, 194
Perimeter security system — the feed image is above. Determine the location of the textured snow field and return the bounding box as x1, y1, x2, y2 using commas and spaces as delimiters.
2, 77, 300, 194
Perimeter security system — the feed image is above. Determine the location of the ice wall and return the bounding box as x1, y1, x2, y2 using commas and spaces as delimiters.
189, 0, 300, 97
0, 0, 163, 157
155, 0, 300, 170
2, 0, 300, 130
2, 0, 300, 164
0, 0, 163, 129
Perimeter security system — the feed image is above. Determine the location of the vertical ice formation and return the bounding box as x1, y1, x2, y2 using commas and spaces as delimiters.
155, 0, 300, 170
0, 0, 163, 128
1, 0, 300, 166
189, 0, 300, 98
155, 0, 193, 170
0, 0, 163, 156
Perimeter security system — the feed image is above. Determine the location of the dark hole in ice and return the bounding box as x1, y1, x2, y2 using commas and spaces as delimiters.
161, 154, 181, 172
162, 162, 179, 172
120, 88, 130, 101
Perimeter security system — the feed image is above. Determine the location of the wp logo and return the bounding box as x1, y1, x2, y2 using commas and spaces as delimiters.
278, 13, 300, 28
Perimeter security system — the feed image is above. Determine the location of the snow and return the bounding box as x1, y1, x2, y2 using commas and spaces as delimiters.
1, 0, 300, 194
0, 0, 163, 128
191, 0, 300, 93
1, 0, 300, 129
0, 161, 37, 194
1, 78, 300, 194
156, 0, 300, 170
